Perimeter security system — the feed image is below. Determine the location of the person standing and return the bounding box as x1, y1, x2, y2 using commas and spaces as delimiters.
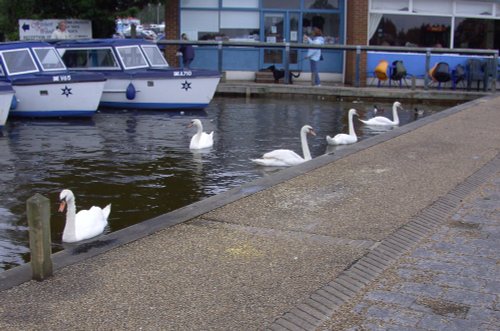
177, 33, 195, 69
303, 26, 324, 86
51, 21, 70, 39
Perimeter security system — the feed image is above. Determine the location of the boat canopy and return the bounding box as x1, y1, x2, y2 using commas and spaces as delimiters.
55, 38, 170, 70
0, 42, 67, 76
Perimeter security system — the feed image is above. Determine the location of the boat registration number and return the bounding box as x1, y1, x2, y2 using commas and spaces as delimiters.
52, 75, 72, 82
174, 71, 192, 77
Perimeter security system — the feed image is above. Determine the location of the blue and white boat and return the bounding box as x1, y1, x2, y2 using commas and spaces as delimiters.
54, 39, 221, 110
0, 82, 14, 127
0, 41, 105, 118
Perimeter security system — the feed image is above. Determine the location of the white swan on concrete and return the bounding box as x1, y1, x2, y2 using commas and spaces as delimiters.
326, 108, 359, 145
252, 125, 316, 167
58, 189, 111, 243
360, 101, 402, 126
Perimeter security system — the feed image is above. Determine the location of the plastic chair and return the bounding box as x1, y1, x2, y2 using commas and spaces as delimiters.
466, 59, 487, 91
389, 60, 409, 87
451, 64, 466, 90
372, 60, 389, 87
429, 62, 451, 89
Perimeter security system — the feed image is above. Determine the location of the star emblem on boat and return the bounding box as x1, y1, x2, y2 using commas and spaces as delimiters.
181, 80, 192, 91
61, 85, 72, 97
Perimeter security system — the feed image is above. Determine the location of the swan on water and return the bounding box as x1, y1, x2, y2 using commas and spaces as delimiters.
58, 189, 111, 243
188, 119, 214, 149
360, 101, 403, 126
252, 125, 316, 167
326, 108, 359, 145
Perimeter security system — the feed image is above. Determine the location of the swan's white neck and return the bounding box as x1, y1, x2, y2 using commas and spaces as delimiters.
348, 111, 356, 137
301, 129, 312, 161
63, 198, 77, 241
193, 123, 203, 142
392, 103, 400, 124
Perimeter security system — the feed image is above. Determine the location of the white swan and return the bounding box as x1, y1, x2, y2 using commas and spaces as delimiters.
58, 189, 111, 243
326, 108, 359, 145
359, 101, 403, 126
252, 125, 316, 167
188, 119, 214, 150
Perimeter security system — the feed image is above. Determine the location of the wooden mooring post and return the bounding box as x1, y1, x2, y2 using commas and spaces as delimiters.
27, 193, 53, 281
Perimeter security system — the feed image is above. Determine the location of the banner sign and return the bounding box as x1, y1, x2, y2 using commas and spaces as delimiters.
19, 19, 92, 40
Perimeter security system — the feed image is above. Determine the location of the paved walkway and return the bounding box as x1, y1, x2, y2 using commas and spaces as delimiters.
0, 94, 499, 330
321, 166, 500, 331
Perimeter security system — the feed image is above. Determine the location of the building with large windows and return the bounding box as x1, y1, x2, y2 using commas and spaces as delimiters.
163, 0, 500, 85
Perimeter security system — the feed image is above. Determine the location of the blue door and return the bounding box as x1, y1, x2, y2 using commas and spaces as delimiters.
262, 11, 302, 71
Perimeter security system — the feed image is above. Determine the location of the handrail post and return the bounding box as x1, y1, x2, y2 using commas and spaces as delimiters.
424, 48, 431, 90
284, 42, 290, 84
217, 41, 223, 76
492, 51, 498, 92
27, 193, 53, 281
355, 46, 361, 87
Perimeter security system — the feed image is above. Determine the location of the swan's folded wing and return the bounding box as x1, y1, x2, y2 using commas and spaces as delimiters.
75, 207, 109, 236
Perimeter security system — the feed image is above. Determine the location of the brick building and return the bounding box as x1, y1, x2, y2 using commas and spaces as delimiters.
163, 0, 499, 86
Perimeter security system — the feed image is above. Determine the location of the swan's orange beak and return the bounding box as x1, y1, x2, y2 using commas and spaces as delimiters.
58, 200, 66, 213
186, 122, 193, 128
309, 129, 317, 136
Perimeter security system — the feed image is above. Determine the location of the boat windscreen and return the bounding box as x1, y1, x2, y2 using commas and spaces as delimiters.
60, 48, 120, 70
33, 47, 66, 71
116, 45, 149, 69
0, 49, 38, 75
142, 45, 169, 67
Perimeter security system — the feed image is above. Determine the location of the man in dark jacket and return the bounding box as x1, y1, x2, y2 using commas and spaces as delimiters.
177, 33, 195, 69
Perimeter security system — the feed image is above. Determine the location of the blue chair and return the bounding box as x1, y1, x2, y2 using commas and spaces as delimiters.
466, 59, 487, 91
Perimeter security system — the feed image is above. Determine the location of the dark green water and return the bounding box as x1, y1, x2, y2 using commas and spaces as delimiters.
0, 96, 445, 270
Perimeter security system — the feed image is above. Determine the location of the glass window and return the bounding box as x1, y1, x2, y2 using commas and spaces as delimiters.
455, 1, 493, 16
0, 49, 38, 75
222, 0, 258, 8
262, 0, 300, 9
0, 64, 4, 76
497, 4, 500, 17
369, 14, 451, 47
454, 18, 500, 49
181, 0, 218, 8
181, 10, 219, 40
116, 46, 149, 69
60, 48, 120, 69
304, 0, 339, 9
371, 0, 409, 12
413, 0, 452, 15
142, 45, 169, 67
33, 47, 66, 71
303, 13, 341, 44
220, 11, 260, 41
264, 12, 285, 43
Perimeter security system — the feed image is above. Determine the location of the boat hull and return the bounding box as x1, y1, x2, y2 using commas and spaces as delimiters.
0, 87, 14, 127
99, 76, 220, 109
9, 80, 105, 118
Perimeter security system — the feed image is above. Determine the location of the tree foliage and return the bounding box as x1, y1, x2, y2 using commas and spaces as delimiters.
0, 0, 160, 40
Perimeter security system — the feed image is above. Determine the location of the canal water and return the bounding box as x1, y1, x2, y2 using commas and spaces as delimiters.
0, 96, 446, 271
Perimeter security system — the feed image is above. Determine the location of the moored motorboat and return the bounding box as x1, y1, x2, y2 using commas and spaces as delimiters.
0, 41, 105, 118
0, 82, 14, 127
54, 39, 221, 110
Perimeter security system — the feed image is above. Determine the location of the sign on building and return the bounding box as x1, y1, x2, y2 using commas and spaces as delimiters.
19, 19, 92, 40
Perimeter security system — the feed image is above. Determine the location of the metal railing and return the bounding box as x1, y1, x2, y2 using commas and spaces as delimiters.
158, 39, 499, 91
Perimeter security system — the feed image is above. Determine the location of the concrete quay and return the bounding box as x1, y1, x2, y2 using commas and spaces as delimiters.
0, 91, 499, 330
